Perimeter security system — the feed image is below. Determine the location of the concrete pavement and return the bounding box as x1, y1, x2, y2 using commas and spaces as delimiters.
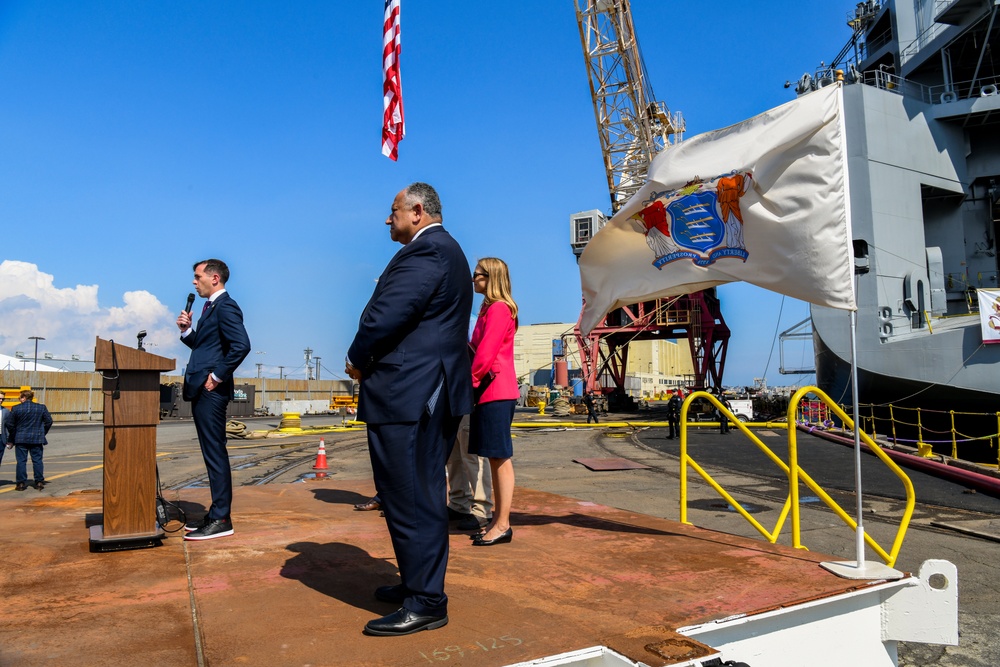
0, 411, 997, 666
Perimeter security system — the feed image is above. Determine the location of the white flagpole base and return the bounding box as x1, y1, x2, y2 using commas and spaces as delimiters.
820, 560, 905, 580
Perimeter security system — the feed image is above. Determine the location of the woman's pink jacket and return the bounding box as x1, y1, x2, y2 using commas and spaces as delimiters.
470, 301, 519, 403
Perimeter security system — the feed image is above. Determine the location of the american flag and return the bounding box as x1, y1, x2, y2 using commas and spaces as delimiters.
381, 0, 404, 161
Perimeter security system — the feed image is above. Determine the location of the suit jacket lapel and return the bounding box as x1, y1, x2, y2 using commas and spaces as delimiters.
198, 293, 226, 328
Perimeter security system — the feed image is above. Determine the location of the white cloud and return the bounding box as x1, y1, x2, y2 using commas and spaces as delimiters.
0, 260, 182, 363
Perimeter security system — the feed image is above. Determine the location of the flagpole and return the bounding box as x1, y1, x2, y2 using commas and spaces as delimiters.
820, 264, 902, 580
849, 307, 865, 569
819, 83, 901, 578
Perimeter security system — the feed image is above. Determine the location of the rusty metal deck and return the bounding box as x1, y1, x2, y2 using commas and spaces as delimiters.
0, 481, 875, 666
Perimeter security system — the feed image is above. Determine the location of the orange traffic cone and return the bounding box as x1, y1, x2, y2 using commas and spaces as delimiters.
312, 438, 329, 470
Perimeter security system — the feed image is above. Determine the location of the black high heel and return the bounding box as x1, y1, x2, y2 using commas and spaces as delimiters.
472, 528, 512, 546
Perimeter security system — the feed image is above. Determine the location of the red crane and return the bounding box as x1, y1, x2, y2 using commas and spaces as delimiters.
571, 0, 729, 408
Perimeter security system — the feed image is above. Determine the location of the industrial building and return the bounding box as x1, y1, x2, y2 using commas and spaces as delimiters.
514, 322, 694, 396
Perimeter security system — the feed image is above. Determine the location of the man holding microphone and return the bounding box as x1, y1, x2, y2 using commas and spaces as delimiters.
176, 259, 251, 541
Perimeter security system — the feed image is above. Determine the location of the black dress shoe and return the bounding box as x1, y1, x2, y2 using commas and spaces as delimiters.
374, 584, 407, 604
184, 517, 234, 541
363, 608, 448, 636
472, 527, 513, 546
354, 496, 381, 511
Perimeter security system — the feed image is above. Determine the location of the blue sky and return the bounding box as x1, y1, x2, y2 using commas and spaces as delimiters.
0, 1, 853, 385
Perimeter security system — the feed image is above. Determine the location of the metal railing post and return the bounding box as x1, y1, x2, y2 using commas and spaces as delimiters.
917, 408, 924, 451
679, 396, 690, 525
950, 410, 958, 459
890, 404, 898, 445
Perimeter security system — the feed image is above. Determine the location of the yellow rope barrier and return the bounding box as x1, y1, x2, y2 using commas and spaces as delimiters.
800, 401, 1000, 465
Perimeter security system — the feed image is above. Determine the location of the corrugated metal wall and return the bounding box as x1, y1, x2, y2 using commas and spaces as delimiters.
0, 370, 103, 420
0, 370, 353, 422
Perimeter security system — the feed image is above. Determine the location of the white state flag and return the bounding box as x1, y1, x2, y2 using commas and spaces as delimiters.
978, 288, 1000, 344
579, 84, 855, 334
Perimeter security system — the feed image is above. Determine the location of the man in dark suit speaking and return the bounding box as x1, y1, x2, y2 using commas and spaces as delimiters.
176, 259, 251, 541
346, 182, 473, 636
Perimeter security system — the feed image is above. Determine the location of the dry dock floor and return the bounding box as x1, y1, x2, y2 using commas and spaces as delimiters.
1, 481, 875, 667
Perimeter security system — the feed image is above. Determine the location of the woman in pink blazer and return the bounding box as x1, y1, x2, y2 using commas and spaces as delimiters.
468, 257, 520, 546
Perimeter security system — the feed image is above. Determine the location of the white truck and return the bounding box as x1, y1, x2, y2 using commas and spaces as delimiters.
726, 398, 754, 422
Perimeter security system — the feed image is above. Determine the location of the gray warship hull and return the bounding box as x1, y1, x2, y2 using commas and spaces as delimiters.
807, 0, 1000, 416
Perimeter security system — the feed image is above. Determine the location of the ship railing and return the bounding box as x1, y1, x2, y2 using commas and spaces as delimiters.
857, 28, 893, 61
857, 70, 1000, 105
858, 69, 931, 101
679, 388, 914, 568
926, 74, 1000, 103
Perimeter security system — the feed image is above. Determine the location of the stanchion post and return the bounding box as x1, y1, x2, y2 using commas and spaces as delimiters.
890, 404, 897, 445
917, 408, 924, 451
950, 410, 957, 459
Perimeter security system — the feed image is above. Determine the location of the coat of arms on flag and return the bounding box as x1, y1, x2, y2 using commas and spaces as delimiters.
632, 171, 753, 268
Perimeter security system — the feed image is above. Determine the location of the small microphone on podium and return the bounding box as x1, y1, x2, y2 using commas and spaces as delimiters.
185, 293, 195, 313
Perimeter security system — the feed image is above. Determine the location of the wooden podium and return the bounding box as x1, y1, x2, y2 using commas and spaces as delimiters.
89, 337, 176, 552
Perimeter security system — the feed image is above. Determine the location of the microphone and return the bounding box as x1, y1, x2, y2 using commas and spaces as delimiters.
184, 293, 195, 313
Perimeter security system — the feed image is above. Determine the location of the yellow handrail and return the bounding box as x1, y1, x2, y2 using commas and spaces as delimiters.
679, 391, 794, 543
680, 387, 915, 568
787, 387, 915, 567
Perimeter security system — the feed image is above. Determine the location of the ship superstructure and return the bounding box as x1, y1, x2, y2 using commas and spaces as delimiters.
804, 0, 1000, 414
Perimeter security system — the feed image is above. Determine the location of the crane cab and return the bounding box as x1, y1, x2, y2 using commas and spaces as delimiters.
570, 209, 607, 259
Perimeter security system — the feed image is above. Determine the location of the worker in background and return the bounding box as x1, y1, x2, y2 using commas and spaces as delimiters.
9, 389, 53, 491
666, 390, 682, 439
583, 391, 599, 424
713, 388, 731, 435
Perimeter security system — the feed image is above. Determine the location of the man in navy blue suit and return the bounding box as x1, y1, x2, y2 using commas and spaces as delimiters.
9, 390, 53, 491
176, 259, 251, 541
346, 182, 473, 636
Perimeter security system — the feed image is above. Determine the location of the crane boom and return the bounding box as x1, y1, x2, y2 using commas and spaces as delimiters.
575, 0, 684, 212
570, 0, 729, 405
